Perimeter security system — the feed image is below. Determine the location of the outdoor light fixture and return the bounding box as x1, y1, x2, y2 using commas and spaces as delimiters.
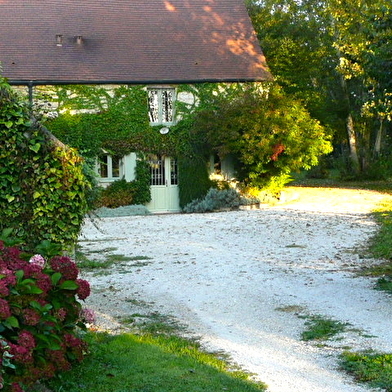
56, 34, 63, 46
159, 127, 170, 135
76, 35, 83, 45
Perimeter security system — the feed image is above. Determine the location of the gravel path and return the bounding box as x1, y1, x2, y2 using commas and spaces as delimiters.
79, 186, 392, 392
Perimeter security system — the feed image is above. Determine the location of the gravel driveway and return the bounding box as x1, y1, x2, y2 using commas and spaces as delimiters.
79, 187, 392, 392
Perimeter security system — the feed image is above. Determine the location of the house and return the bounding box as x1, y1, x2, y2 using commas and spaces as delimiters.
1, 0, 272, 212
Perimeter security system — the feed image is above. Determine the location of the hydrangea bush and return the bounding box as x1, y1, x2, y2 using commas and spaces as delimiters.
0, 241, 92, 391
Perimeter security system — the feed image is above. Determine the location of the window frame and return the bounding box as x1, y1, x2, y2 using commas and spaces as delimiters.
147, 87, 176, 126
97, 154, 123, 182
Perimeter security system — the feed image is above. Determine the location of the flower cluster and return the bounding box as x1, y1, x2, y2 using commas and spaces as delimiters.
0, 241, 91, 391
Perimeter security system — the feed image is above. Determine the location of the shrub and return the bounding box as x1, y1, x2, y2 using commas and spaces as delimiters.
131, 157, 151, 205
0, 241, 91, 391
0, 78, 90, 252
97, 179, 135, 209
96, 157, 151, 209
183, 188, 257, 213
178, 156, 214, 208
191, 84, 332, 190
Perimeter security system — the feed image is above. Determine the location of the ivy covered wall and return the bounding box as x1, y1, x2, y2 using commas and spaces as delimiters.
42, 84, 214, 207
0, 78, 90, 251
37, 82, 332, 207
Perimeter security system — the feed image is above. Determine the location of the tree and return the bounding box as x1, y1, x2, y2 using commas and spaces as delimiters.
328, 0, 392, 161
191, 83, 332, 189
247, 0, 392, 177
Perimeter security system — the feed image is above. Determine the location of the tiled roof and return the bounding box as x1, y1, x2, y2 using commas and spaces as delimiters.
0, 0, 272, 85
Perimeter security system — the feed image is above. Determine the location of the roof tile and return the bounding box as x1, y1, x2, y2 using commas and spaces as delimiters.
1, 0, 272, 84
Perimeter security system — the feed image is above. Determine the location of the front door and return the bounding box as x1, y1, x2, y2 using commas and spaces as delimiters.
146, 155, 180, 212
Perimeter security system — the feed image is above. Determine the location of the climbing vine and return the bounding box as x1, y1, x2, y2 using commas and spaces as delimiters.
0, 77, 90, 251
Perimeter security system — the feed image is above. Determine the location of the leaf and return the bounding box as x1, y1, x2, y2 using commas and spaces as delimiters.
26, 286, 44, 295
48, 341, 61, 351
11, 184, 21, 192
33, 191, 42, 199
1, 228, 13, 239
29, 301, 41, 310
5, 316, 19, 328
51, 272, 62, 285
6, 195, 15, 203
29, 143, 41, 153
59, 280, 79, 290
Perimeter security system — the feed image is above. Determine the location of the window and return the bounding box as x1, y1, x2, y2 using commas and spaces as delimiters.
98, 155, 122, 180
148, 155, 178, 186
148, 88, 175, 125
170, 158, 178, 185
149, 155, 165, 186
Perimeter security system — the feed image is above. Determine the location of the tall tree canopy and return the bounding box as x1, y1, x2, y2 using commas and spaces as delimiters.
247, 0, 392, 177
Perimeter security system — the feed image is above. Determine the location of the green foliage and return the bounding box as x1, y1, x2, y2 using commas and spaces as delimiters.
96, 156, 151, 208
97, 179, 135, 208
375, 277, 392, 295
340, 351, 392, 391
42, 82, 331, 200
369, 200, 392, 261
44, 332, 267, 392
247, 0, 392, 178
300, 315, 349, 341
0, 242, 91, 391
178, 156, 213, 208
192, 84, 332, 190
183, 188, 241, 213
45, 85, 185, 158
132, 156, 151, 205
0, 77, 90, 252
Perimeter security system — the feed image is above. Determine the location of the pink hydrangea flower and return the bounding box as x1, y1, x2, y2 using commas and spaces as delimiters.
0, 298, 11, 319
49, 256, 79, 280
22, 308, 40, 326
76, 279, 90, 300
0, 281, 9, 297
80, 307, 95, 324
29, 254, 45, 268
11, 383, 24, 392
17, 330, 36, 350
56, 308, 67, 321
9, 343, 33, 364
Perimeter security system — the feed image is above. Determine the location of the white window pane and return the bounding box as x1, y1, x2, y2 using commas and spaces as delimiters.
148, 90, 159, 123
162, 90, 174, 123
99, 155, 109, 178
112, 156, 121, 178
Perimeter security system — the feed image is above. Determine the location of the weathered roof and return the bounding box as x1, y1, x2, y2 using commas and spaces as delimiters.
0, 0, 272, 85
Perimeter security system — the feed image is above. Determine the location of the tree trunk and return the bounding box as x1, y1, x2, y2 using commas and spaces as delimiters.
374, 118, 383, 155
346, 112, 360, 174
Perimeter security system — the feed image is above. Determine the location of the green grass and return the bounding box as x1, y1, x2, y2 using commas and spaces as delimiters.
369, 200, 392, 261
43, 332, 266, 392
300, 315, 349, 341
361, 197, 392, 294
340, 351, 392, 391
375, 277, 392, 294
75, 247, 152, 271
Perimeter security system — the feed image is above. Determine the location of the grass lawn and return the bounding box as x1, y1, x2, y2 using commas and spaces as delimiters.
44, 332, 266, 392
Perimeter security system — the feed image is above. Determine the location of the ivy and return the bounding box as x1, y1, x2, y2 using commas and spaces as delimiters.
40, 82, 332, 204
0, 77, 90, 252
